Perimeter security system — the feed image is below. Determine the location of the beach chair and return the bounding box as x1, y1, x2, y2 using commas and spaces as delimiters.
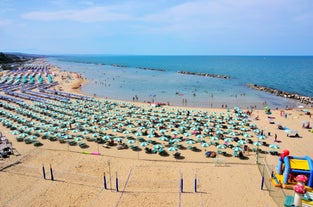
33, 141, 43, 147
158, 149, 169, 156
78, 142, 89, 148
173, 152, 181, 158
145, 147, 153, 154
284, 195, 294, 207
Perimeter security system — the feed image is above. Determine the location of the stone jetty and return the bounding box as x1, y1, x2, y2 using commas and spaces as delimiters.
137, 67, 165, 72
177, 71, 231, 79
248, 84, 313, 105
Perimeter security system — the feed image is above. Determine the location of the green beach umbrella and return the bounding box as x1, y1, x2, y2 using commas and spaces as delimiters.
269, 144, 280, 149
168, 146, 178, 151
127, 139, 136, 145
237, 139, 247, 145
114, 137, 123, 142
232, 146, 242, 152
253, 141, 262, 147
140, 142, 149, 147
186, 140, 196, 145
217, 144, 226, 149
201, 142, 211, 148
210, 136, 219, 141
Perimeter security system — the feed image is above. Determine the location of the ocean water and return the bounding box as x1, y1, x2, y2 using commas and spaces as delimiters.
47, 55, 313, 109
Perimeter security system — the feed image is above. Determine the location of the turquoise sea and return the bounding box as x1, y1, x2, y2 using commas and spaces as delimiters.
47, 55, 313, 109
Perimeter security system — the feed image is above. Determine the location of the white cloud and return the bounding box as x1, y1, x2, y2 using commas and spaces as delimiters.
21, 6, 134, 23
0, 19, 11, 26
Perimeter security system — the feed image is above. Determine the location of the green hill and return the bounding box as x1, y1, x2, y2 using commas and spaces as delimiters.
0, 52, 23, 63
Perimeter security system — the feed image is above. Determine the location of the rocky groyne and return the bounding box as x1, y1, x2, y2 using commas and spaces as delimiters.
177, 71, 231, 79
248, 84, 313, 105
137, 67, 165, 72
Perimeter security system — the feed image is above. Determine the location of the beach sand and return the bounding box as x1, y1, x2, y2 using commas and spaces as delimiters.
0, 61, 312, 207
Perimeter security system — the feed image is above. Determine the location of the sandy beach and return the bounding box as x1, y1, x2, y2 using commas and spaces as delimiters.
1, 60, 313, 207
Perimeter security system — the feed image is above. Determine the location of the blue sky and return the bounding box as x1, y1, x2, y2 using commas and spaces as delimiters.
1, 0, 313, 55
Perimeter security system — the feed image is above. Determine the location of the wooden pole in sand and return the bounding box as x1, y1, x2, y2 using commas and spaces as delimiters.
180, 171, 183, 193
108, 160, 112, 191
42, 164, 46, 180
50, 164, 54, 181
103, 172, 107, 189
115, 171, 119, 192
194, 171, 197, 193
137, 141, 139, 160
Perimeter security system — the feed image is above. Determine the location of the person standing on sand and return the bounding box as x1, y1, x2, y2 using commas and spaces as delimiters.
274, 134, 277, 142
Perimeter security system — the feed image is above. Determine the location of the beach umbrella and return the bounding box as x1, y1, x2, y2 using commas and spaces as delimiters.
127, 124, 135, 128
74, 137, 83, 141
186, 140, 196, 145
153, 144, 163, 150
12, 130, 20, 135
201, 142, 211, 148
92, 133, 100, 138
114, 137, 124, 142
253, 141, 262, 147
269, 144, 280, 149
257, 135, 267, 140
168, 146, 178, 152
147, 133, 155, 138
253, 129, 261, 134
112, 128, 119, 132
127, 139, 136, 145
229, 131, 238, 136
159, 129, 167, 134
232, 146, 242, 152
134, 131, 143, 136
171, 131, 179, 135
224, 138, 234, 143
171, 138, 182, 143
217, 144, 226, 149
216, 130, 224, 135
123, 130, 130, 134
101, 127, 108, 131
210, 136, 219, 141
102, 135, 112, 141
240, 127, 249, 132
149, 128, 156, 132
140, 142, 149, 147
82, 131, 89, 135
237, 139, 247, 145
196, 134, 204, 139
159, 136, 168, 141
243, 133, 252, 138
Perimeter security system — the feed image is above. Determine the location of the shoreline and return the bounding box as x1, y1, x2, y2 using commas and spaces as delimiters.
1, 58, 313, 207
48, 57, 312, 110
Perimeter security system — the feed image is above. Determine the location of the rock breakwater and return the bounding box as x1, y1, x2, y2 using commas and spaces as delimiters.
248, 84, 313, 105
177, 71, 231, 79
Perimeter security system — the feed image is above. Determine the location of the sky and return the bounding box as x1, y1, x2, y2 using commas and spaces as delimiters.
0, 0, 313, 55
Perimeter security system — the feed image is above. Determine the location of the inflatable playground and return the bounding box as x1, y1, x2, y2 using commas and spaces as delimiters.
272, 150, 313, 190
